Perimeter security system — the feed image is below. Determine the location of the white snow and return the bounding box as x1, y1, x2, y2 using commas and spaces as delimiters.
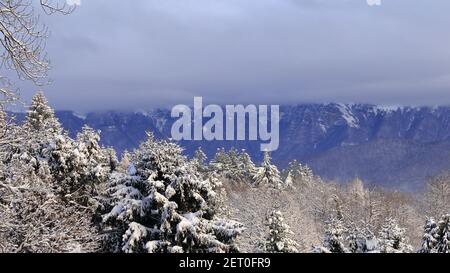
73, 112, 87, 120
336, 104, 359, 128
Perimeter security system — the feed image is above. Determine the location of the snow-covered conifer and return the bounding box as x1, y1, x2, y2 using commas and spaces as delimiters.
239, 150, 257, 182
47, 126, 109, 207
420, 214, 450, 253
209, 147, 231, 174
420, 217, 438, 253
118, 150, 131, 172
253, 151, 283, 189
224, 148, 248, 183
260, 210, 300, 253
24, 91, 61, 135
346, 223, 379, 253
378, 218, 413, 253
193, 146, 208, 173
315, 215, 349, 253
104, 147, 118, 172
284, 171, 294, 189
282, 159, 314, 186
103, 134, 243, 253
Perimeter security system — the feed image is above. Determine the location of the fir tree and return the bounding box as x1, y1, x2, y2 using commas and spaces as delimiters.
118, 150, 131, 173
253, 151, 283, 189
420, 217, 438, 253
193, 146, 208, 173
225, 148, 247, 183
346, 222, 379, 253
420, 214, 450, 253
260, 210, 300, 253
24, 91, 61, 134
316, 215, 349, 253
239, 149, 257, 182
209, 148, 231, 174
282, 159, 314, 186
284, 171, 294, 189
103, 134, 243, 253
378, 218, 412, 253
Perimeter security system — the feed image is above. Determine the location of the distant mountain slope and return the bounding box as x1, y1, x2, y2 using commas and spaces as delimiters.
11, 104, 450, 190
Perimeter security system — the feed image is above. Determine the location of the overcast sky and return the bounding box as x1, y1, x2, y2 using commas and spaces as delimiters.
13, 0, 450, 111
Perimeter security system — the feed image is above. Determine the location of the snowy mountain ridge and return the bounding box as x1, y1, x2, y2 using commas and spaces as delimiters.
11, 103, 450, 190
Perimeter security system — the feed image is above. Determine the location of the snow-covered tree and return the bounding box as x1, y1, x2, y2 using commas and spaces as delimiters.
282, 159, 314, 186
420, 214, 450, 253
420, 217, 438, 253
75, 126, 109, 181
209, 148, 231, 174
254, 151, 283, 189
24, 91, 61, 135
0, 107, 6, 137
284, 171, 294, 189
423, 174, 450, 220
104, 147, 118, 172
47, 126, 109, 208
103, 133, 243, 253
194, 147, 207, 165
118, 150, 131, 172
193, 146, 208, 173
239, 150, 257, 182
208, 147, 256, 184
315, 215, 349, 253
346, 223, 379, 253
225, 148, 243, 182
260, 210, 300, 253
378, 218, 413, 253
5, 92, 62, 167
0, 166, 100, 253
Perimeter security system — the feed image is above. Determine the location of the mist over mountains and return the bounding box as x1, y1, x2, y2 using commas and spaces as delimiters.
12, 103, 450, 191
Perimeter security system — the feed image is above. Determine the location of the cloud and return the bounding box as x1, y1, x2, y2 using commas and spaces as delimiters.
66, 0, 81, 6
367, 0, 381, 6
13, 0, 450, 111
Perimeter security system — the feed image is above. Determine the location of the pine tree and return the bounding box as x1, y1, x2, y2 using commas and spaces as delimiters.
282, 159, 314, 186
284, 171, 294, 189
118, 150, 131, 173
209, 148, 231, 174
315, 215, 349, 253
11, 92, 62, 164
315, 195, 350, 253
260, 210, 300, 253
420, 214, 450, 253
378, 218, 413, 253
253, 151, 283, 189
420, 217, 438, 253
47, 126, 109, 208
193, 146, 208, 173
239, 150, 257, 182
194, 146, 207, 166
103, 134, 243, 253
225, 147, 247, 183
104, 147, 118, 172
24, 91, 61, 135
346, 222, 379, 253
0, 94, 102, 252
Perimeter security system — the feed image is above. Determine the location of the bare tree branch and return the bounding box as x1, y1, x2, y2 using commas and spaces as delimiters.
0, 0, 73, 103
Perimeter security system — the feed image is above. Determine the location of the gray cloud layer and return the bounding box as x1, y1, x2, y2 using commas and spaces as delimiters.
13, 0, 450, 111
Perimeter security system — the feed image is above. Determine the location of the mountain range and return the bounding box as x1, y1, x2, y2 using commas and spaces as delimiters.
13, 103, 450, 191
